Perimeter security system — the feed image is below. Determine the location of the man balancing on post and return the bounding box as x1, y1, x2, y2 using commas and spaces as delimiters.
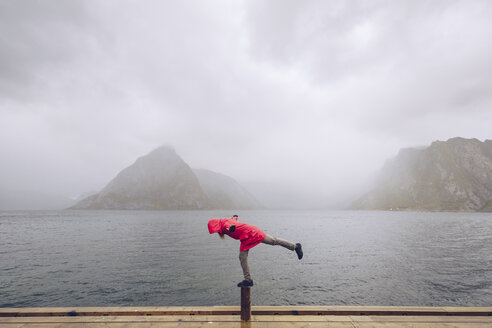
208, 215, 303, 287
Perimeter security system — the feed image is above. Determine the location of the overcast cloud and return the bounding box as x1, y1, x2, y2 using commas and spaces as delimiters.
1, 0, 491, 209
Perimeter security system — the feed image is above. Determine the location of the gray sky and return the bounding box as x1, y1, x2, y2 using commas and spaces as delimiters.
1, 0, 491, 209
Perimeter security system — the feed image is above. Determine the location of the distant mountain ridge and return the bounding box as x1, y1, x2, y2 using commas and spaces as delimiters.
193, 169, 262, 209
70, 146, 262, 210
350, 138, 492, 212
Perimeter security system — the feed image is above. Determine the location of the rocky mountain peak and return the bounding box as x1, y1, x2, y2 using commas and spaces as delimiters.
70, 146, 262, 210
71, 146, 210, 210
350, 137, 492, 212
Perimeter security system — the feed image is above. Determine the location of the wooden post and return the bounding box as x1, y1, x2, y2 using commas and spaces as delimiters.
240, 287, 251, 321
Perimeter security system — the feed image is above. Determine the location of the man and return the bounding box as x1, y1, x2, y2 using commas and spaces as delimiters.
208, 215, 303, 287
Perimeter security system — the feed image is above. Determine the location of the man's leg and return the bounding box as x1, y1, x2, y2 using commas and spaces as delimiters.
262, 234, 303, 259
262, 234, 295, 250
239, 250, 251, 281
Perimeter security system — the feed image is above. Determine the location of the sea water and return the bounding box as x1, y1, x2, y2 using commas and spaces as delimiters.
0, 210, 491, 307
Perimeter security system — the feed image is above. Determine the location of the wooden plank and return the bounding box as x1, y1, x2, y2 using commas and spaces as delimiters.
0, 315, 491, 328
1, 306, 491, 317
354, 324, 492, 328
0, 315, 233, 323
1, 321, 491, 328
250, 306, 492, 316
1, 314, 491, 323
0, 322, 358, 328
0, 307, 241, 317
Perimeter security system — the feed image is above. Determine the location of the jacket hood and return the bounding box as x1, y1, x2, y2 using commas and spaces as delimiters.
208, 219, 222, 234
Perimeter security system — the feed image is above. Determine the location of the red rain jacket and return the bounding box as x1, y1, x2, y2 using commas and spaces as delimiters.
208, 217, 266, 252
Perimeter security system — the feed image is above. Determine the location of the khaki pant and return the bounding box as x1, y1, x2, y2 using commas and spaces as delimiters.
239, 234, 296, 281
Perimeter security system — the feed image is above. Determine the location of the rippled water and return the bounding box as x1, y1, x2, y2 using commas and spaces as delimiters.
0, 210, 491, 307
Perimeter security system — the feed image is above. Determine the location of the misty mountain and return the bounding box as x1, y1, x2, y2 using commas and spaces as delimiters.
70, 146, 210, 210
350, 138, 492, 212
70, 146, 261, 210
193, 169, 262, 209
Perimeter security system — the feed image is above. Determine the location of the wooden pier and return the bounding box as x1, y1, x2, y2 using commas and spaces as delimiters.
1, 305, 491, 327
2, 287, 491, 327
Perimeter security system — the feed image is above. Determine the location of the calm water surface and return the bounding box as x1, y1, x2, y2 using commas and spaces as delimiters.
0, 210, 491, 307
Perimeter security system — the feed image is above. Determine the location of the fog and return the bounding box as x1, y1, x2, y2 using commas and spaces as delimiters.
1, 0, 491, 210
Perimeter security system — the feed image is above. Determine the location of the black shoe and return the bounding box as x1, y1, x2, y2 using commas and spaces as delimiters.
237, 279, 254, 287
295, 243, 303, 260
